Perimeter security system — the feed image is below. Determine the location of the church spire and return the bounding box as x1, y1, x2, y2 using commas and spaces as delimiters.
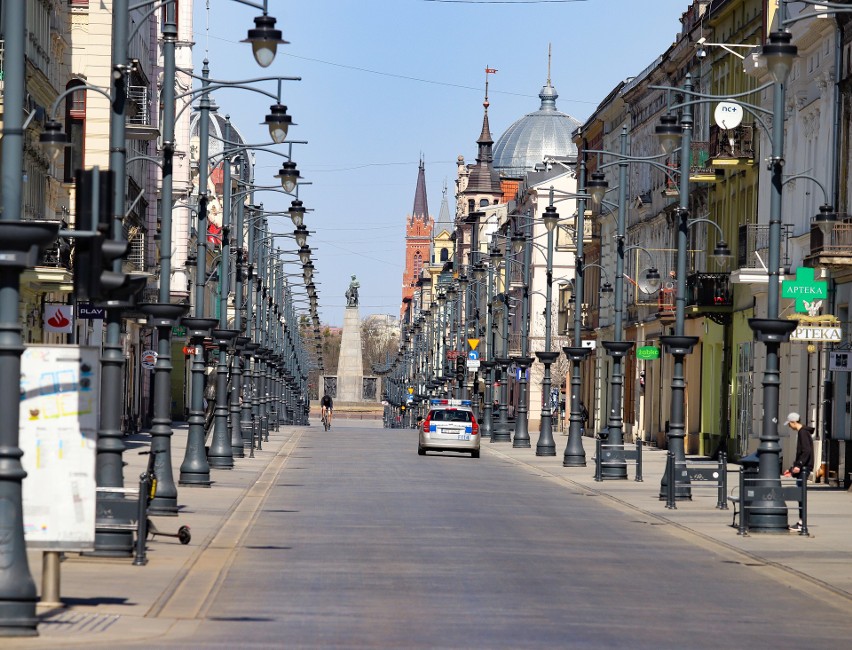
477, 67, 498, 163
411, 157, 429, 224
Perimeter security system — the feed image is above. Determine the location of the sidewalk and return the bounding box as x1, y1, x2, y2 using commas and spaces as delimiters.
10, 422, 305, 649
485, 433, 852, 602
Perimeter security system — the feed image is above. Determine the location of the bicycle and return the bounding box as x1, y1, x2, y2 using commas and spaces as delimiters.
321, 408, 331, 431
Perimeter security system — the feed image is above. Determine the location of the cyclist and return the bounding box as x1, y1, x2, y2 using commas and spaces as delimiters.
320, 393, 334, 430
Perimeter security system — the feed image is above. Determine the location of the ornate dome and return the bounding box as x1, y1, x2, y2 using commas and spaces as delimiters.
492, 81, 581, 178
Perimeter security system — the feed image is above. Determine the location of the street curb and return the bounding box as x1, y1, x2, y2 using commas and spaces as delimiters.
148, 427, 305, 622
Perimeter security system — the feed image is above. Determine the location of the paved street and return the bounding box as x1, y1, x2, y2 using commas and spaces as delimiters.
11, 420, 852, 649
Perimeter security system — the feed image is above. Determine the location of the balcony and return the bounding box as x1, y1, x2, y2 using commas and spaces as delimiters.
126, 85, 159, 140
665, 142, 717, 190
732, 223, 792, 284
709, 124, 755, 166
805, 217, 852, 268
686, 272, 732, 308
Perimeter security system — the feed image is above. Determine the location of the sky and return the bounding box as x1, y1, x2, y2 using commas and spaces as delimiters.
193, 0, 691, 327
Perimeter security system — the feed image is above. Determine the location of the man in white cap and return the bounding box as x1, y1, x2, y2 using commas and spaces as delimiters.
784, 412, 814, 532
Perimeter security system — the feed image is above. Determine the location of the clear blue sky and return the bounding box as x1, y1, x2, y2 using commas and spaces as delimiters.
193, 0, 690, 327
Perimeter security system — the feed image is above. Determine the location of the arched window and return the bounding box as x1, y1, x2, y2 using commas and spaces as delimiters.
480, 198, 489, 207
468, 199, 475, 213
413, 251, 423, 278
64, 80, 87, 183
440, 248, 449, 262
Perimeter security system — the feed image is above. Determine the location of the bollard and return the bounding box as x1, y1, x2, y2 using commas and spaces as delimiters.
133, 470, 150, 566
665, 451, 677, 510
737, 467, 747, 535
40, 551, 62, 608
634, 439, 643, 482
716, 452, 727, 509
594, 438, 602, 482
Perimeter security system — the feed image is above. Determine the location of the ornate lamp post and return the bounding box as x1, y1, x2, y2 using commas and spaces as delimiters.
0, 1, 61, 634
654, 76, 734, 497
535, 205, 562, 455
745, 27, 799, 530
512, 218, 534, 448
493, 235, 513, 443
563, 161, 594, 465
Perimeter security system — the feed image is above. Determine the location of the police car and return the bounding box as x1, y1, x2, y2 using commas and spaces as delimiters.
418, 399, 480, 458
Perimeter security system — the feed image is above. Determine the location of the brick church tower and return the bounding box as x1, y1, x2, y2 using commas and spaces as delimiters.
401, 160, 434, 315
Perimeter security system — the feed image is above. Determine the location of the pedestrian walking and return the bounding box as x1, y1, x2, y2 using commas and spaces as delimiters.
783, 411, 814, 532
579, 400, 589, 436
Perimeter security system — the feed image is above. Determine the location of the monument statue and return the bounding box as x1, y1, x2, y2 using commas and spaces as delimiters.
345, 274, 360, 307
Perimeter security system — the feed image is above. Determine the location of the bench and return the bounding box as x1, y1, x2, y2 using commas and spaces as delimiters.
729, 470, 808, 536
663, 452, 728, 510
593, 438, 643, 482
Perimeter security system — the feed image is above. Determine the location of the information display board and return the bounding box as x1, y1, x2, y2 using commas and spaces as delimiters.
20, 345, 99, 550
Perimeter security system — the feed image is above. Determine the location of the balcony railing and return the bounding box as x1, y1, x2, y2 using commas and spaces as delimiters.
738, 223, 792, 270
39, 242, 72, 270
686, 272, 732, 308
709, 124, 755, 161
808, 216, 852, 261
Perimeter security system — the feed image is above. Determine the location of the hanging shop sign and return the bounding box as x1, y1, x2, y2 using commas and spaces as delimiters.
77, 303, 106, 320
636, 346, 661, 360
141, 350, 158, 370
789, 313, 841, 342
44, 304, 74, 333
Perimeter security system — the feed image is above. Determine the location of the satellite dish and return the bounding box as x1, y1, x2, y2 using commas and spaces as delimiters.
714, 101, 744, 130
638, 267, 661, 295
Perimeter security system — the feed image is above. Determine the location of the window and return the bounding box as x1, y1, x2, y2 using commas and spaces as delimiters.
479, 198, 489, 207
468, 199, 475, 213
413, 251, 423, 278
64, 80, 86, 183
440, 248, 449, 262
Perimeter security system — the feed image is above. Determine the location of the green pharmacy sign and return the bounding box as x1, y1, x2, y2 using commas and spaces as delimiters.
636, 346, 661, 360
782, 267, 827, 313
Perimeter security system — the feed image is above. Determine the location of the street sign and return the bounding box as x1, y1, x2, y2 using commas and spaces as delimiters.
468, 350, 479, 361
636, 346, 660, 360
581, 340, 596, 349
515, 367, 529, 380
407, 387, 414, 394
171, 325, 187, 337
830, 352, 851, 372
467, 359, 480, 370
468, 338, 480, 351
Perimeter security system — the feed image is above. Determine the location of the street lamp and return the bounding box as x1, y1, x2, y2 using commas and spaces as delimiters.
0, 1, 61, 633
534, 205, 562, 455
239, 2, 287, 68
562, 160, 594, 465
655, 74, 735, 498
512, 217, 534, 448
492, 234, 514, 443
742, 27, 799, 530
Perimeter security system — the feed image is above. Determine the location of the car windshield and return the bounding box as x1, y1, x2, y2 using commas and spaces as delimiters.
431, 409, 472, 423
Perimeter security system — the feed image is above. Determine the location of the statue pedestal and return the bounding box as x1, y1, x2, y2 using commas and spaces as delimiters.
337, 306, 364, 402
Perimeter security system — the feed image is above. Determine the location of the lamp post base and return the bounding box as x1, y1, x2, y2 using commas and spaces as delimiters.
563, 346, 591, 467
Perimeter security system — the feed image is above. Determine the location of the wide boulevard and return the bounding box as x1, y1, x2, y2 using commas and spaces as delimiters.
120, 419, 851, 649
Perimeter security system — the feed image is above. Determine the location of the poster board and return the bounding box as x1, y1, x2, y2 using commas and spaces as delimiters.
20, 345, 99, 550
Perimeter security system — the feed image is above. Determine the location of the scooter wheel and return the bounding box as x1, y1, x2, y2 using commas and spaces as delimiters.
178, 525, 191, 545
